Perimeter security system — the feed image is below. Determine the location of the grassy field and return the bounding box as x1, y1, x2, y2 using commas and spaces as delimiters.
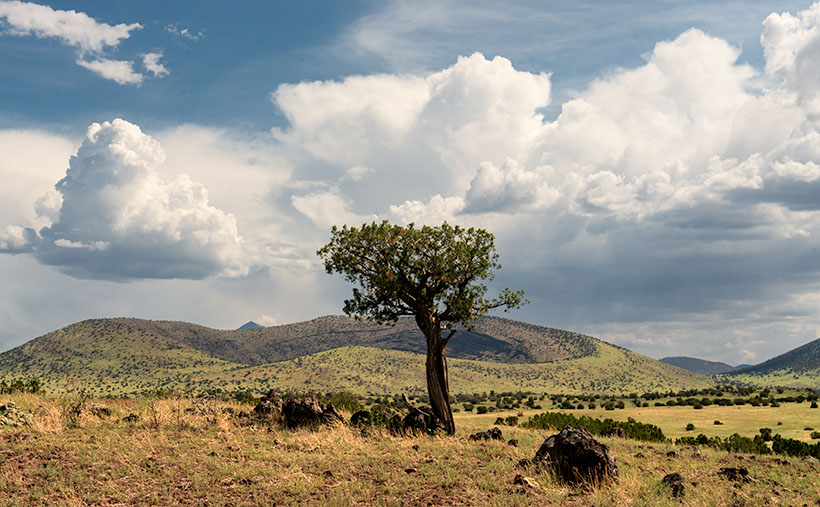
2, 393, 819, 505
467, 403, 820, 442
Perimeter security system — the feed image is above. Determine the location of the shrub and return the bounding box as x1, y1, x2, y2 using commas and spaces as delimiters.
805, 427, 815, 431
685, 423, 695, 431
714, 420, 723, 425
505, 416, 519, 426
523, 411, 665, 442
494, 417, 505, 425
811, 401, 818, 409
693, 404, 703, 410
811, 432, 820, 440
463, 403, 474, 412
476, 406, 488, 414
760, 428, 773, 441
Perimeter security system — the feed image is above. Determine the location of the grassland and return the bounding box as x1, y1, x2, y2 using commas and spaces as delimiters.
2, 393, 819, 506
1, 341, 712, 397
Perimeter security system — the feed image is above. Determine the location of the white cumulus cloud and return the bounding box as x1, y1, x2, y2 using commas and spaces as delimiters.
0, 119, 248, 280
76, 57, 143, 85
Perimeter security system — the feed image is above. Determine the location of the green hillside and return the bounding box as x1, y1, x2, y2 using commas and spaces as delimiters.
195, 343, 713, 396
722, 337, 820, 389
0, 319, 238, 396
0, 316, 712, 396
105, 315, 598, 364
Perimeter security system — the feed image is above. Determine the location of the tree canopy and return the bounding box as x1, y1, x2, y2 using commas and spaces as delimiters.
318, 220, 525, 434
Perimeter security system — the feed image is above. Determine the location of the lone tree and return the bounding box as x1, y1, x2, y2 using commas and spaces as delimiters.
317, 221, 525, 434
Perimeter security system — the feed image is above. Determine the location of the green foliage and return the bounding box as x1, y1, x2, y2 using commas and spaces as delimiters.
476, 406, 488, 414
771, 434, 820, 458
317, 221, 525, 327
685, 423, 695, 431
523, 411, 666, 442
0, 378, 41, 394
319, 391, 363, 413
676, 433, 772, 455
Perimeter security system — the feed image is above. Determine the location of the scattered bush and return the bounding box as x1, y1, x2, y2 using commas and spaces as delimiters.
524, 411, 665, 442
505, 416, 519, 426
676, 433, 771, 455
811, 401, 818, 409
685, 423, 695, 431
714, 420, 723, 425
759, 428, 773, 442
463, 403, 474, 412
811, 432, 820, 440
476, 406, 488, 414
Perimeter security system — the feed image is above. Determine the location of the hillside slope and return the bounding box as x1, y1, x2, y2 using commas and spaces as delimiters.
660, 356, 736, 375
722, 338, 820, 389
97, 315, 599, 365
0, 316, 712, 396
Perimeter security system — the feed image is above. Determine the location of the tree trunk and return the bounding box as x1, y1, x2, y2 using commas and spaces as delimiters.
416, 313, 455, 434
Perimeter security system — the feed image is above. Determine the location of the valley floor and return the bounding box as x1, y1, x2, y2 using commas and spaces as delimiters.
1, 395, 819, 505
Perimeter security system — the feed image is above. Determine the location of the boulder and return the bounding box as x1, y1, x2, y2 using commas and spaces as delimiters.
469, 427, 504, 441
534, 427, 619, 486
281, 393, 344, 430
719, 467, 751, 483
254, 390, 284, 416
662, 472, 686, 497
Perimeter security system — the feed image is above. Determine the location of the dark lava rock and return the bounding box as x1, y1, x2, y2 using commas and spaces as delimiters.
469, 427, 504, 441
281, 393, 344, 430
719, 467, 751, 483
254, 390, 284, 417
662, 472, 686, 497
534, 427, 618, 486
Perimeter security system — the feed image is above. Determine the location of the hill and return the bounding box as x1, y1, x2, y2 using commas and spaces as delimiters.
722, 337, 820, 389
236, 321, 263, 330
660, 356, 736, 375
0, 316, 712, 396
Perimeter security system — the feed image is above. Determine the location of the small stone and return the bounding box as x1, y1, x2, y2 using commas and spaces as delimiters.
662, 472, 686, 497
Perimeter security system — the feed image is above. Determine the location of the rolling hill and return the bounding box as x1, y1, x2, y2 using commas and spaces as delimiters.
722, 337, 820, 389
660, 356, 737, 376
0, 316, 712, 396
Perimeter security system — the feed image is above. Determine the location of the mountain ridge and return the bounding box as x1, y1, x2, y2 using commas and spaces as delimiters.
660, 356, 737, 376
0, 315, 711, 395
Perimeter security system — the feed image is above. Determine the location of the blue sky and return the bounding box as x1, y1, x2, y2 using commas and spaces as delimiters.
2, 0, 820, 366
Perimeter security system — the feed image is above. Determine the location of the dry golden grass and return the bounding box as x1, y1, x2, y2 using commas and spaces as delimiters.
2, 394, 819, 506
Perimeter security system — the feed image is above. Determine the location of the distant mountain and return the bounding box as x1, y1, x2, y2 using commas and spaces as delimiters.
734, 364, 754, 370
660, 356, 736, 376
723, 338, 820, 389
237, 321, 263, 330
0, 315, 712, 396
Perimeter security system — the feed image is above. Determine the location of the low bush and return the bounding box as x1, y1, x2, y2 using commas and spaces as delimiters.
523, 411, 665, 442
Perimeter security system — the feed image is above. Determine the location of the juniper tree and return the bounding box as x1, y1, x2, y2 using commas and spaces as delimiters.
317, 221, 525, 434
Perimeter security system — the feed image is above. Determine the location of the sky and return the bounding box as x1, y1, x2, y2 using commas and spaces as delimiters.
1, 0, 820, 366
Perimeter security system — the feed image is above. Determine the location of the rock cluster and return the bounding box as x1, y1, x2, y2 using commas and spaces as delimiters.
468, 428, 504, 441
253, 391, 344, 430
